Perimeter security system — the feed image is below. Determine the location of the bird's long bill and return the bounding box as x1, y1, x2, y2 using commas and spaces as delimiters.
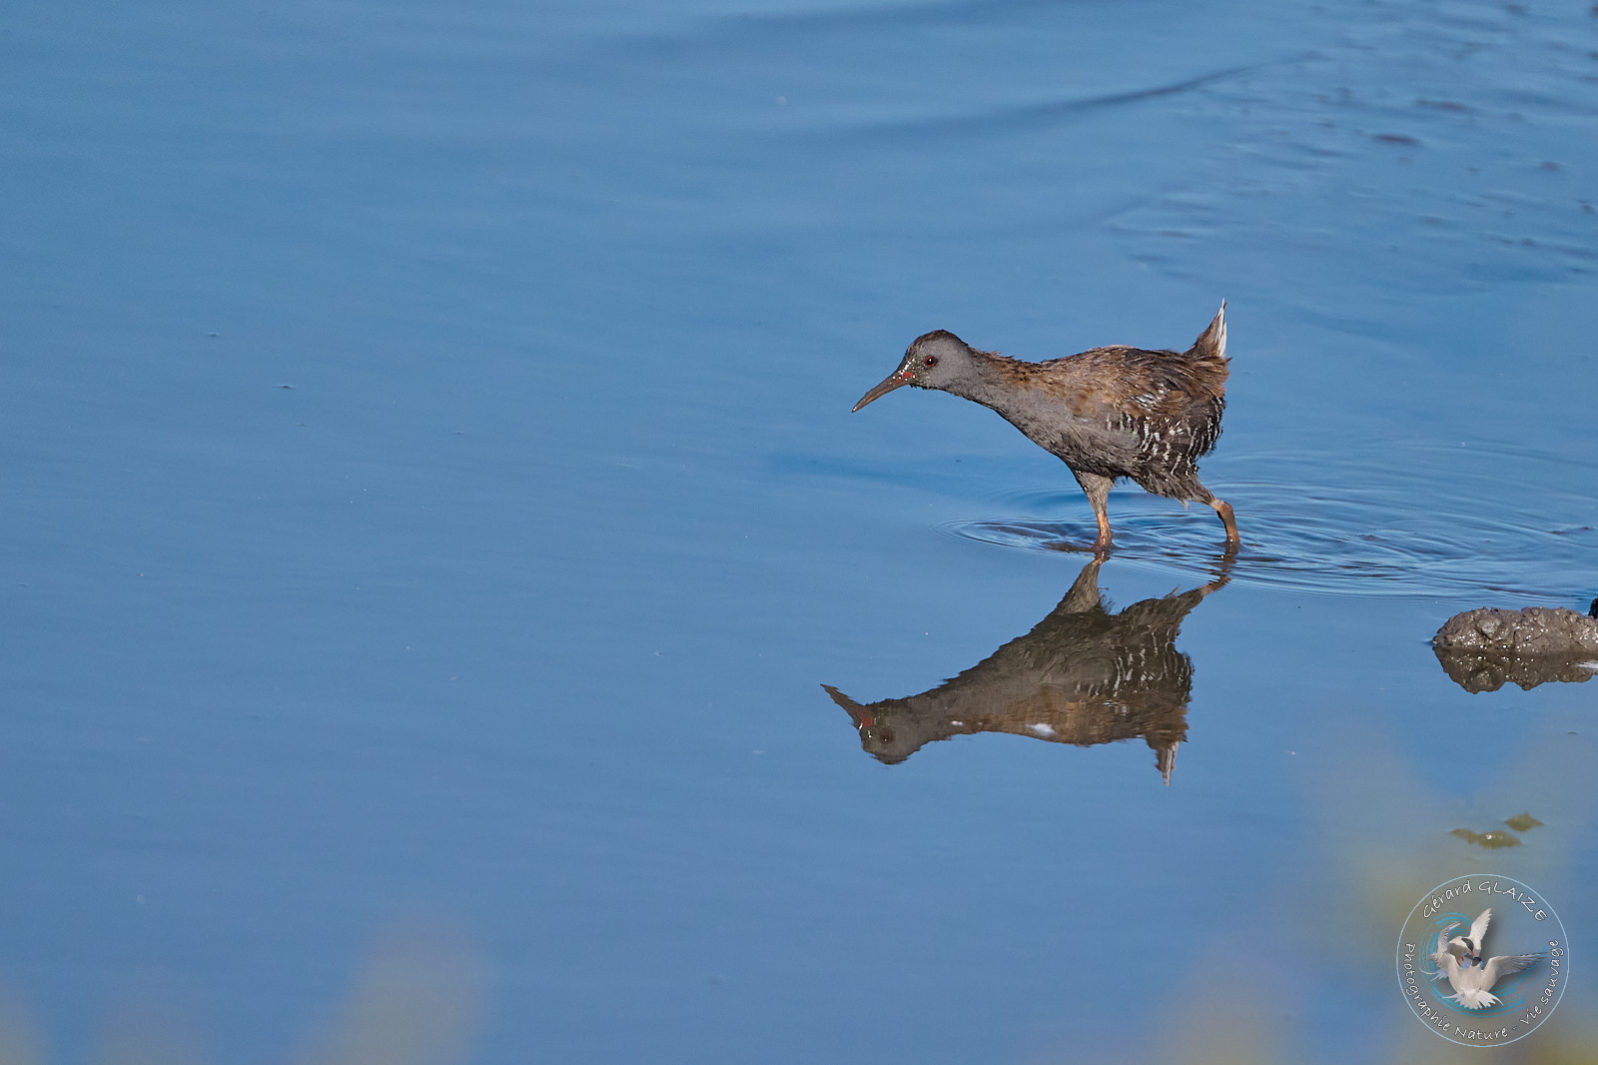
851, 369, 911, 412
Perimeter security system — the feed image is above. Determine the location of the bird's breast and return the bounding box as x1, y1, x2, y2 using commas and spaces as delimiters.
996, 405, 1142, 475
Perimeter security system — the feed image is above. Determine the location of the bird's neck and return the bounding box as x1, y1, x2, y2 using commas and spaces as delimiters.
943, 350, 1023, 412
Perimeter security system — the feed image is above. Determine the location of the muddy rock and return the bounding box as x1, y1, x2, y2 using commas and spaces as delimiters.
1434, 606, 1598, 656
1433, 604, 1598, 692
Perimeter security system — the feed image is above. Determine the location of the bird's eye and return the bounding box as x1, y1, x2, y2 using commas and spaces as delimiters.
923, 356, 938, 368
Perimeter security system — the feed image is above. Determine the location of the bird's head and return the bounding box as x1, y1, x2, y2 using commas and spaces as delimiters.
851, 330, 976, 411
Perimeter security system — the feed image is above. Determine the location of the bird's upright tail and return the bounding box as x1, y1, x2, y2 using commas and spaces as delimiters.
1181, 300, 1230, 398
1190, 300, 1228, 362
1449, 988, 1502, 1010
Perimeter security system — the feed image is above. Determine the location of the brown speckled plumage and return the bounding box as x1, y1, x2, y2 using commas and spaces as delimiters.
852, 303, 1239, 552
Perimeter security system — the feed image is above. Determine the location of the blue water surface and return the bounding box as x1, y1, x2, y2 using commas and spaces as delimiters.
3, 0, 1597, 1062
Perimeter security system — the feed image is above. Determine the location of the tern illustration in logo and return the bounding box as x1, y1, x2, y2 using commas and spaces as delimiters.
1441, 908, 1494, 966
1430, 908, 1544, 1009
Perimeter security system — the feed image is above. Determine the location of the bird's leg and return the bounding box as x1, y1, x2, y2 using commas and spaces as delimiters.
1209, 498, 1240, 548
1072, 471, 1115, 556
1092, 509, 1113, 556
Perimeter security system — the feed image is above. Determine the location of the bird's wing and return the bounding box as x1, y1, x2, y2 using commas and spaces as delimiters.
1482, 953, 1542, 987
1469, 908, 1493, 949
1433, 920, 1463, 957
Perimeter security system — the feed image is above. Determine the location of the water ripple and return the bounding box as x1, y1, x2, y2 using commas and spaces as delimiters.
942, 442, 1598, 599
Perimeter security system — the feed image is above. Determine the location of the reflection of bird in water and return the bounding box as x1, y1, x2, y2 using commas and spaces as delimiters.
850, 304, 1238, 554
822, 557, 1227, 783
